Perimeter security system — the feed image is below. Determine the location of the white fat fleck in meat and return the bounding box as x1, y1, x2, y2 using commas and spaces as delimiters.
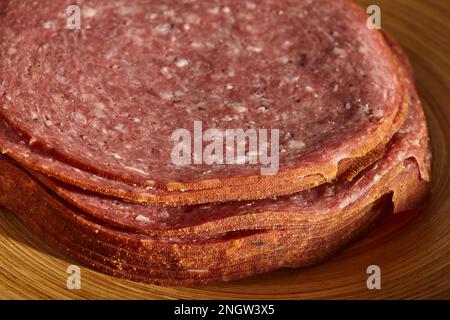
399, 126, 410, 134
159, 91, 173, 100
95, 102, 106, 110
345, 102, 352, 110
175, 58, 189, 68
82, 7, 96, 18
94, 109, 106, 119
242, 24, 256, 33
44, 119, 53, 126
333, 84, 339, 92
30, 111, 38, 120
7, 47, 16, 55
229, 102, 247, 113
191, 41, 203, 49
288, 140, 306, 149
358, 45, 369, 54
361, 104, 370, 114
183, 23, 190, 31
112, 152, 122, 159
246, 2, 257, 9
174, 90, 185, 97
257, 106, 269, 113
148, 13, 158, 20
373, 174, 381, 182
155, 23, 171, 34
159, 210, 170, 219
284, 75, 300, 84
238, 13, 255, 21
333, 47, 347, 58
397, 150, 407, 161
126, 166, 148, 175
206, 93, 220, 100
208, 6, 220, 14
222, 6, 231, 14
305, 86, 314, 93
135, 215, 151, 222
42, 21, 55, 29
114, 123, 126, 133
160, 66, 172, 79
373, 109, 384, 118
51, 93, 65, 104
72, 112, 87, 124
278, 56, 290, 64
247, 46, 263, 53
164, 9, 175, 17
281, 40, 293, 50
226, 83, 234, 90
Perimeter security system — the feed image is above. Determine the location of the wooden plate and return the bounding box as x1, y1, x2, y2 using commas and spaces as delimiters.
0, 0, 449, 299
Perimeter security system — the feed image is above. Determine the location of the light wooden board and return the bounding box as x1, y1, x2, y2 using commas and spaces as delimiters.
0, 0, 449, 299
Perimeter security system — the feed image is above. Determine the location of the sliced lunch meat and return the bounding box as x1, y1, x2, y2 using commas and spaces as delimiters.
30, 85, 429, 236
27, 48, 431, 237
0, 0, 432, 287
0, 0, 405, 204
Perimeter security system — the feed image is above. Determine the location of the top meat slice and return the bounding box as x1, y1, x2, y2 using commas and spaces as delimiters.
0, 0, 405, 204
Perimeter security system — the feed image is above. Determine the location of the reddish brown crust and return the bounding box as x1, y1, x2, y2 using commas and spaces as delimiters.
25, 202, 387, 286
0, 150, 428, 285
30, 147, 412, 238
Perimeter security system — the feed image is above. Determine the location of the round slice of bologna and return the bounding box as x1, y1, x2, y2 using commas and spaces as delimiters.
0, 0, 405, 205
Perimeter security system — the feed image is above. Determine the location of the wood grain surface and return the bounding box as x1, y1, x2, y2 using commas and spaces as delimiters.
0, 0, 449, 299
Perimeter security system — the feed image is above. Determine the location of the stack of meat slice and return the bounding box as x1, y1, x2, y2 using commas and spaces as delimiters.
0, 0, 431, 285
